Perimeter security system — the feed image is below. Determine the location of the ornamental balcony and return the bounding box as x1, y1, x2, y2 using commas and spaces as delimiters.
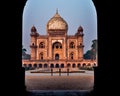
30, 45, 37, 48
30, 32, 39, 37
77, 45, 84, 48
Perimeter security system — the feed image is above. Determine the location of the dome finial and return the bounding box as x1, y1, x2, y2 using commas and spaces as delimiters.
56, 8, 58, 14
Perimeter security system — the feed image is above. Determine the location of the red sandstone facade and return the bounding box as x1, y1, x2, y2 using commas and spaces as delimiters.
22, 10, 97, 70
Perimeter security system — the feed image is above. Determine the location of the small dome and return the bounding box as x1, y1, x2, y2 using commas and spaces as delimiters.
75, 26, 84, 36
47, 10, 68, 31
31, 25, 37, 32
78, 26, 83, 32
30, 25, 39, 37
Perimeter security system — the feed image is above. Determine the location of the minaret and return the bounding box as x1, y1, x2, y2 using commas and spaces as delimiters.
76, 26, 84, 60
30, 25, 39, 60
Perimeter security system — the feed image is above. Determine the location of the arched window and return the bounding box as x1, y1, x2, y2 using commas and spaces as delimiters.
77, 63, 81, 68
87, 63, 91, 66
69, 42, 75, 48
40, 52, 43, 60
55, 64, 59, 68
23, 64, 27, 68
28, 64, 32, 69
44, 63, 48, 68
39, 42, 45, 48
38, 64, 42, 68
72, 63, 76, 68
80, 43, 82, 46
61, 63, 64, 68
67, 63, 71, 68
33, 64, 37, 68
32, 43, 34, 46
83, 63, 86, 67
93, 63, 96, 67
50, 63, 54, 68
55, 54, 59, 60
52, 42, 62, 49
70, 52, 74, 60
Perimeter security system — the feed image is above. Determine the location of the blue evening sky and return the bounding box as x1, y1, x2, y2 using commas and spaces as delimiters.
22, 0, 97, 54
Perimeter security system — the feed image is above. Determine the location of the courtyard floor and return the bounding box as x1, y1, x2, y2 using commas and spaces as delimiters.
25, 70, 94, 91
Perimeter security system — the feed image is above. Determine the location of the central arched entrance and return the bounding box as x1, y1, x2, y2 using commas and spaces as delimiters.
52, 42, 62, 60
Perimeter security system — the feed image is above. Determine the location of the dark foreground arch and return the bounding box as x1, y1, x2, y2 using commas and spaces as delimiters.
15, 0, 114, 96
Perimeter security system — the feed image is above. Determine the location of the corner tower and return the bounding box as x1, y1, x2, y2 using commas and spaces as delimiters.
75, 26, 84, 60
30, 25, 39, 60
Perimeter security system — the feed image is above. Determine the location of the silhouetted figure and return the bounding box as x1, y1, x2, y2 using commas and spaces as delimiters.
59, 68, 61, 76
51, 68, 53, 76
67, 68, 69, 76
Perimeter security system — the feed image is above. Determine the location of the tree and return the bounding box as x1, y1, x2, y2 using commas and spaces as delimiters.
84, 50, 92, 59
84, 39, 97, 60
91, 39, 97, 52
22, 45, 27, 55
22, 45, 30, 59
91, 39, 97, 60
